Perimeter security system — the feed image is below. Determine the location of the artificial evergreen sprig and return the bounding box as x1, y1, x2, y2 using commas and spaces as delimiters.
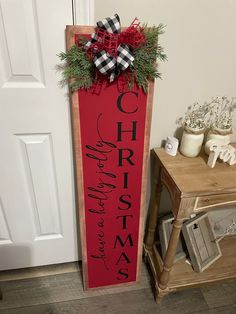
132, 24, 167, 92
58, 40, 95, 91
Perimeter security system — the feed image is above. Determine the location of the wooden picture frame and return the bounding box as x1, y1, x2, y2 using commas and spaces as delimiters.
182, 212, 222, 272
159, 214, 186, 262
208, 207, 236, 238
66, 26, 155, 289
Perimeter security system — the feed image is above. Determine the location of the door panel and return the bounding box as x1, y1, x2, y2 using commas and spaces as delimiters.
0, 198, 12, 245
0, 0, 45, 87
17, 134, 63, 240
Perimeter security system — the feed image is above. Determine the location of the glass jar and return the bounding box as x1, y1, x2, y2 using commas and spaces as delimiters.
180, 127, 205, 157
206, 127, 232, 143
205, 127, 232, 155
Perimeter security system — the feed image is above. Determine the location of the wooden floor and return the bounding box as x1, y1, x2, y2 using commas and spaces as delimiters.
0, 262, 236, 314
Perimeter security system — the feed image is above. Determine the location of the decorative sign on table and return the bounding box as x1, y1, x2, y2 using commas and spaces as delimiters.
62, 15, 165, 289
205, 140, 236, 168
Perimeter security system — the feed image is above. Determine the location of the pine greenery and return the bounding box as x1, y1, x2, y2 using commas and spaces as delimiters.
58, 25, 166, 93
58, 40, 95, 91
132, 23, 167, 92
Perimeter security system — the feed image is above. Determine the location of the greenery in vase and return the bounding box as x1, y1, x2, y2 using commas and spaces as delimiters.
208, 96, 236, 131
176, 102, 212, 131
177, 96, 236, 133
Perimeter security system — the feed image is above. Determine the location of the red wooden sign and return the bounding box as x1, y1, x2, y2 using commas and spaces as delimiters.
67, 26, 154, 289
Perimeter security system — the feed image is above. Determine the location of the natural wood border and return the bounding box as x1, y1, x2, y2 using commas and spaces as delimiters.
66, 25, 154, 289
137, 81, 154, 283
66, 25, 93, 289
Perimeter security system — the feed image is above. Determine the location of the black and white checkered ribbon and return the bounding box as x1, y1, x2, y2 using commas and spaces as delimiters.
84, 33, 100, 52
97, 13, 121, 34
85, 14, 134, 82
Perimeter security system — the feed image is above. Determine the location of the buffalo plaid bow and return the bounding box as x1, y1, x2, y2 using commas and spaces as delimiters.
97, 13, 121, 34
85, 14, 135, 82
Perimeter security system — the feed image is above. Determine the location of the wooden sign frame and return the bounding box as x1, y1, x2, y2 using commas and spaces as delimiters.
66, 25, 154, 289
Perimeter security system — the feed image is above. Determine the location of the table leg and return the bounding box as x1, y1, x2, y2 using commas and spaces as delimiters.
156, 218, 183, 301
144, 161, 162, 251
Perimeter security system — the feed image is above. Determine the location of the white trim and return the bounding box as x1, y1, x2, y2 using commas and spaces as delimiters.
73, 0, 94, 25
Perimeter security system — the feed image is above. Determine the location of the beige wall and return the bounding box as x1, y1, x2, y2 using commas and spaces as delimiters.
94, 0, 236, 147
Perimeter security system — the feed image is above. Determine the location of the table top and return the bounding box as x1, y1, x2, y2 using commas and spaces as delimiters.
153, 144, 236, 198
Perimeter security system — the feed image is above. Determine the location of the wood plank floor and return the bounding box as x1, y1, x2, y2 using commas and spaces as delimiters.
0, 263, 236, 314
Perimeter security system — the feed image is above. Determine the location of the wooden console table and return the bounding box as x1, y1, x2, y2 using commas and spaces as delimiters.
144, 146, 236, 302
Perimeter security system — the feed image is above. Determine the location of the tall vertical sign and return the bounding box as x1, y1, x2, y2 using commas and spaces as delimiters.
67, 26, 154, 289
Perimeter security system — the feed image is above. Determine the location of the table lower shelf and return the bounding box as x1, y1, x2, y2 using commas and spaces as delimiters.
145, 236, 236, 291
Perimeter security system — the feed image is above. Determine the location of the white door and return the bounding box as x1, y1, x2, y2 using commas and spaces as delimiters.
0, 0, 81, 270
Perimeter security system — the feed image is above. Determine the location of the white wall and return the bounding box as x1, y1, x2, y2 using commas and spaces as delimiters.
94, 0, 236, 147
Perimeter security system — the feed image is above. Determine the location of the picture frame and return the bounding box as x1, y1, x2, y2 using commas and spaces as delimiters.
182, 212, 222, 272
208, 207, 236, 238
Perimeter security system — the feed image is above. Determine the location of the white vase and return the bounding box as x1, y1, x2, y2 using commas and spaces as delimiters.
205, 127, 232, 155
180, 128, 204, 157
206, 127, 232, 143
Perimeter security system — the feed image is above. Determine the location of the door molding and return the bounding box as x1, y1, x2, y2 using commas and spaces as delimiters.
72, 0, 94, 25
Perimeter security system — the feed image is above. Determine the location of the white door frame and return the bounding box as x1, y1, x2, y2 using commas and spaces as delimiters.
72, 0, 94, 25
